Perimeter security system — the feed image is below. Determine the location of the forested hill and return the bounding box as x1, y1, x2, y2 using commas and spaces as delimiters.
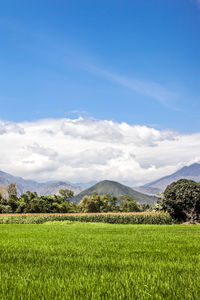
73, 180, 157, 204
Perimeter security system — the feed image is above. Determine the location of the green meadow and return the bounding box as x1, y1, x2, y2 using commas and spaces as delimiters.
0, 223, 200, 299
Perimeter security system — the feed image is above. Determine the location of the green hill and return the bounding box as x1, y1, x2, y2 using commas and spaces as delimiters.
73, 180, 157, 205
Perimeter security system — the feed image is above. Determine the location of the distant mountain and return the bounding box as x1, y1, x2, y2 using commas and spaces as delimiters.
0, 170, 83, 196
137, 163, 200, 195
4, 163, 200, 200
0, 185, 7, 197
73, 180, 157, 205
74, 181, 98, 189
38, 181, 83, 196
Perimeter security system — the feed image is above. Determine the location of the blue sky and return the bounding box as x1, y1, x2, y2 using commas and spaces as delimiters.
0, 0, 200, 133
0, 0, 200, 184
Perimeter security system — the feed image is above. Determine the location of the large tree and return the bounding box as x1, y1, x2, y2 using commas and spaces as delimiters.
7, 184, 19, 212
78, 192, 116, 213
162, 179, 200, 223
119, 194, 140, 212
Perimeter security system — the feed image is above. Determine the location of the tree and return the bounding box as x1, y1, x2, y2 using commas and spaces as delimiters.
7, 184, 17, 197
29, 195, 54, 213
140, 204, 151, 211
0, 187, 77, 214
7, 184, 19, 212
18, 191, 38, 213
101, 194, 118, 212
162, 179, 200, 223
0, 204, 12, 213
119, 195, 140, 212
58, 189, 74, 200
78, 192, 110, 213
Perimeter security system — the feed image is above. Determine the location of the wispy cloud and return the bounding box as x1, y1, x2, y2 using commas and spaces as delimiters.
0, 17, 180, 111
86, 66, 179, 110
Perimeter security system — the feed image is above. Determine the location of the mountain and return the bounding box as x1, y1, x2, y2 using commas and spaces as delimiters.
0, 170, 83, 196
73, 180, 157, 204
38, 181, 83, 196
74, 181, 98, 189
137, 163, 200, 195
0, 185, 7, 197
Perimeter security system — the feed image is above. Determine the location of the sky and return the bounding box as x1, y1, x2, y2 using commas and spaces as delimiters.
0, 0, 200, 186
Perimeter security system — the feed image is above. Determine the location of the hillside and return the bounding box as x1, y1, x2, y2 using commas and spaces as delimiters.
0, 185, 8, 197
0, 170, 83, 196
73, 180, 157, 205
137, 163, 200, 195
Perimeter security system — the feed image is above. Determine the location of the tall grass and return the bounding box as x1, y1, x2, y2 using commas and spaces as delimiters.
0, 213, 173, 224
0, 223, 199, 299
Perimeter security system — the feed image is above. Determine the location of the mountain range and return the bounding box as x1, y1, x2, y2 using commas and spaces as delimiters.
0, 162, 200, 203
137, 163, 200, 195
0, 170, 83, 196
0, 171, 157, 204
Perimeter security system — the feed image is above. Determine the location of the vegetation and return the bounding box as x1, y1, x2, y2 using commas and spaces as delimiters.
119, 194, 141, 212
0, 184, 150, 214
0, 185, 76, 213
0, 212, 173, 224
162, 179, 200, 223
2, 178, 200, 221
78, 192, 141, 213
73, 180, 157, 204
78, 192, 117, 213
0, 223, 199, 299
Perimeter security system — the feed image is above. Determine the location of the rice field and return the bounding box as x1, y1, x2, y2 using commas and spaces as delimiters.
0, 223, 200, 299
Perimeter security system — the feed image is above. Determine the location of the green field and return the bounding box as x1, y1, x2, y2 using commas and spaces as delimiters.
0, 223, 200, 299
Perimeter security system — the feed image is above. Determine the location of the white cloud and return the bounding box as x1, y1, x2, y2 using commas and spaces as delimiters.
0, 117, 199, 186
0, 121, 25, 135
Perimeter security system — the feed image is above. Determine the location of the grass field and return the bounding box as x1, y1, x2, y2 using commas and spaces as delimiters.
0, 223, 200, 299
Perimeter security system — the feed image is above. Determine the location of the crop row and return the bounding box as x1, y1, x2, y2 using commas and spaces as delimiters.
0, 213, 173, 224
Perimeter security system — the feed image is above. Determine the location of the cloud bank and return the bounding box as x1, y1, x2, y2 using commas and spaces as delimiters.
0, 117, 199, 186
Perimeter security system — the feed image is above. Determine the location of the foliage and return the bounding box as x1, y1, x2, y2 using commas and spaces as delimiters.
58, 189, 74, 200
7, 183, 17, 197
0, 213, 173, 224
0, 186, 76, 214
162, 179, 200, 223
78, 192, 118, 213
0, 224, 200, 299
150, 201, 164, 212
78, 192, 143, 213
140, 203, 151, 211
119, 194, 141, 212
0, 184, 161, 214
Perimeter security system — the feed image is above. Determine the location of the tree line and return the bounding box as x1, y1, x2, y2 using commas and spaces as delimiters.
0, 184, 149, 214
1, 179, 200, 224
